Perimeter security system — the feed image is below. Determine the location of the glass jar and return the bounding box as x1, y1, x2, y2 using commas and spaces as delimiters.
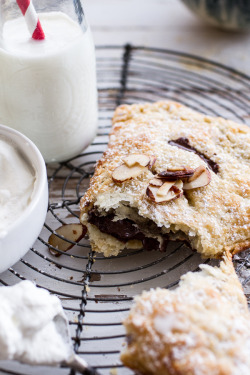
0, 0, 98, 163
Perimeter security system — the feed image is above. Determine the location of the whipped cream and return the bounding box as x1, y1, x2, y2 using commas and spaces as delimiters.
0, 280, 72, 365
0, 137, 36, 238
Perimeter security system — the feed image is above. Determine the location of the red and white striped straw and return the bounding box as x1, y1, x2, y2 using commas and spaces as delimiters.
16, 0, 45, 40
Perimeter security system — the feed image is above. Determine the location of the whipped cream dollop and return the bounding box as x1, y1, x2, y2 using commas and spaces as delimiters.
0, 137, 36, 238
0, 280, 72, 365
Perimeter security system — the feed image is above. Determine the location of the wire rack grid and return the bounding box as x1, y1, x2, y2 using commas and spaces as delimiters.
0, 45, 250, 375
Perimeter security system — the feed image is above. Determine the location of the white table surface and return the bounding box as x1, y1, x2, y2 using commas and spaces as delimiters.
84, 0, 250, 75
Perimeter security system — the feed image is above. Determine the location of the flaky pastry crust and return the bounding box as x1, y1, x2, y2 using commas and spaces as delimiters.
80, 101, 250, 258
121, 254, 250, 375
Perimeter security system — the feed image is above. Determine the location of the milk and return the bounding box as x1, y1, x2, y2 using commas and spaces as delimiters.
0, 12, 98, 162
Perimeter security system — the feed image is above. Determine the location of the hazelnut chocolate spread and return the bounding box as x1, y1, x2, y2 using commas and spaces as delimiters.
88, 209, 169, 252
168, 138, 219, 174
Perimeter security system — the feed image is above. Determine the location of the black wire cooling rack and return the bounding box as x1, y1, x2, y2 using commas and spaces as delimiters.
0, 45, 250, 375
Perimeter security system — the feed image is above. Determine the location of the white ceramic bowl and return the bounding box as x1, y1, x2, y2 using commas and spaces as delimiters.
0, 125, 48, 273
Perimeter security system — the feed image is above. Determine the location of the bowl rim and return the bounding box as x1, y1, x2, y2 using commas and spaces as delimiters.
0, 124, 48, 239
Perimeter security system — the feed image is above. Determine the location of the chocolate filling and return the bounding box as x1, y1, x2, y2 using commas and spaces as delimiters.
168, 137, 219, 174
88, 209, 169, 252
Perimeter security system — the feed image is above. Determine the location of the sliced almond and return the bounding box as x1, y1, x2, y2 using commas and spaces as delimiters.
146, 185, 158, 201
166, 166, 187, 172
183, 167, 211, 190
146, 180, 183, 203
124, 153, 151, 168
186, 165, 206, 182
157, 168, 194, 181
148, 155, 156, 170
112, 163, 146, 183
48, 223, 86, 257
157, 181, 176, 196
149, 178, 164, 187
171, 180, 183, 193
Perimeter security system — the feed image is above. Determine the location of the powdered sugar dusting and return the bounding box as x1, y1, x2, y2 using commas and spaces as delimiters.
80, 101, 250, 258
121, 257, 250, 375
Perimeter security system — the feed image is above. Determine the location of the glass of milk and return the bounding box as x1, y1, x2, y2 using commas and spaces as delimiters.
0, 0, 98, 163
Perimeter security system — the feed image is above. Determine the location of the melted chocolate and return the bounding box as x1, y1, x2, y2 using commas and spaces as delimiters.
142, 237, 160, 251
168, 137, 219, 174
88, 210, 143, 241
88, 210, 168, 252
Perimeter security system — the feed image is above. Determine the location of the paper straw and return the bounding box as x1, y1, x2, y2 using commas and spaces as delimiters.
16, 0, 45, 40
